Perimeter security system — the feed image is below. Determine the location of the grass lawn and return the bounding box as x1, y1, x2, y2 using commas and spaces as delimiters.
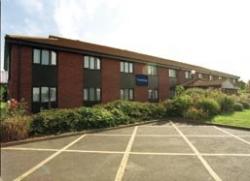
210, 109, 250, 128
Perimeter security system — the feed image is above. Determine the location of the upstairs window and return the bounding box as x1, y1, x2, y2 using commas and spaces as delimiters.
33, 49, 57, 65
185, 71, 192, 79
148, 89, 158, 100
148, 65, 157, 75
198, 73, 203, 79
84, 56, 100, 70
209, 75, 213, 81
219, 76, 222, 80
120, 62, 133, 73
120, 89, 134, 100
169, 69, 176, 78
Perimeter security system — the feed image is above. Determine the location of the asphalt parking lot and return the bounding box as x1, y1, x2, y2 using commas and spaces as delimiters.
1, 121, 250, 181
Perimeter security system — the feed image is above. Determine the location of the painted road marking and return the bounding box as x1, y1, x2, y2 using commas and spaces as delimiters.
214, 126, 250, 145
114, 126, 138, 181
171, 121, 222, 181
13, 134, 86, 181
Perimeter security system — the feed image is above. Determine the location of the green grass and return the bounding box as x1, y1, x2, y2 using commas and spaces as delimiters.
210, 109, 250, 128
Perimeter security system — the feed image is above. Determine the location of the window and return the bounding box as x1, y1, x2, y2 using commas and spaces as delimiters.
33, 49, 40, 64
33, 49, 57, 65
41, 50, 49, 65
219, 76, 222, 80
185, 71, 192, 79
148, 65, 157, 75
169, 69, 176, 78
84, 56, 101, 70
83, 88, 101, 101
51, 51, 57, 65
120, 89, 134, 100
148, 89, 158, 100
209, 75, 213, 81
198, 73, 203, 79
50, 88, 57, 102
32, 87, 40, 102
33, 87, 57, 103
41, 87, 49, 102
120, 61, 133, 73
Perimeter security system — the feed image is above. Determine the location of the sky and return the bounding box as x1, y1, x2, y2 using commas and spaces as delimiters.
1, 0, 250, 82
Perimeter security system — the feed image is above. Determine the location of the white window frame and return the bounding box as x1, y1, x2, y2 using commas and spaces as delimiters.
169, 69, 176, 78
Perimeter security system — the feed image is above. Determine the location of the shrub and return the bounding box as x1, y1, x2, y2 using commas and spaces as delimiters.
1, 116, 32, 142
166, 95, 192, 117
31, 109, 82, 135
217, 95, 235, 113
175, 85, 185, 96
196, 98, 220, 117
184, 107, 207, 120
239, 100, 250, 109
233, 103, 244, 111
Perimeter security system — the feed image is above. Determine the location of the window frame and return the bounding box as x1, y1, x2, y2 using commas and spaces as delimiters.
169, 69, 177, 78
83, 88, 102, 102
120, 88, 134, 100
83, 56, 101, 70
148, 65, 157, 75
148, 89, 159, 101
32, 86, 57, 103
32, 48, 57, 66
120, 61, 133, 73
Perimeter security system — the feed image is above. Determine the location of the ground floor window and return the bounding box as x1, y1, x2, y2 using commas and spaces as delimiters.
83, 88, 101, 101
32, 87, 57, 103
148, 89, 158, 100
120, 89, 134, 100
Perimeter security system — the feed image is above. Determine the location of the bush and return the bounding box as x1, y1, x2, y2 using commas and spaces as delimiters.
196, 98, 220, 117
184, 107, 207, 120
166, 95, 192, 117
239, 100, 250, 109
233, 103, 244, 111
1, 116, 32, 142
217, 96, 235, 113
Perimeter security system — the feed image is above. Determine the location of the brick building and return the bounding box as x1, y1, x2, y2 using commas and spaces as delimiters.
4, 35, 239, 112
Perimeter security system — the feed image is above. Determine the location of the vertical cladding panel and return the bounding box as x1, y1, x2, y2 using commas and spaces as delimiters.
134, 63, 148, 102
58, 52, 83, 108
159, 67, 169, 101
102, 58, 120, 103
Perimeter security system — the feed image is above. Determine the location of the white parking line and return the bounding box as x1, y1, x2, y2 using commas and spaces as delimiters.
1, 147, 57, 152
171, 122, 222, 181
114, 126, 138, 181
87, 134, 131, 137
3, 147, 250, 157
13, 134, 86, 181
214, 126, 250, 145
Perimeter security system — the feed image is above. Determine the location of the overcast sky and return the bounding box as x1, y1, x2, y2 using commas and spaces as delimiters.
1, 0, 250, 81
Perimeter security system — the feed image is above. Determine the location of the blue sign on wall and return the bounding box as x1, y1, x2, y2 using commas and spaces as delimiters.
136, 74, 148, 86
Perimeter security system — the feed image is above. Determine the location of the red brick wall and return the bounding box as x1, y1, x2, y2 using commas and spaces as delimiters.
58, 52, 83, 108
101, 58, 120, 103
8, 45, 19, 100
8, 45, 32, 111
177, 70, 186, 84
159, 67, 169, 101
134, 63, 148, 102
